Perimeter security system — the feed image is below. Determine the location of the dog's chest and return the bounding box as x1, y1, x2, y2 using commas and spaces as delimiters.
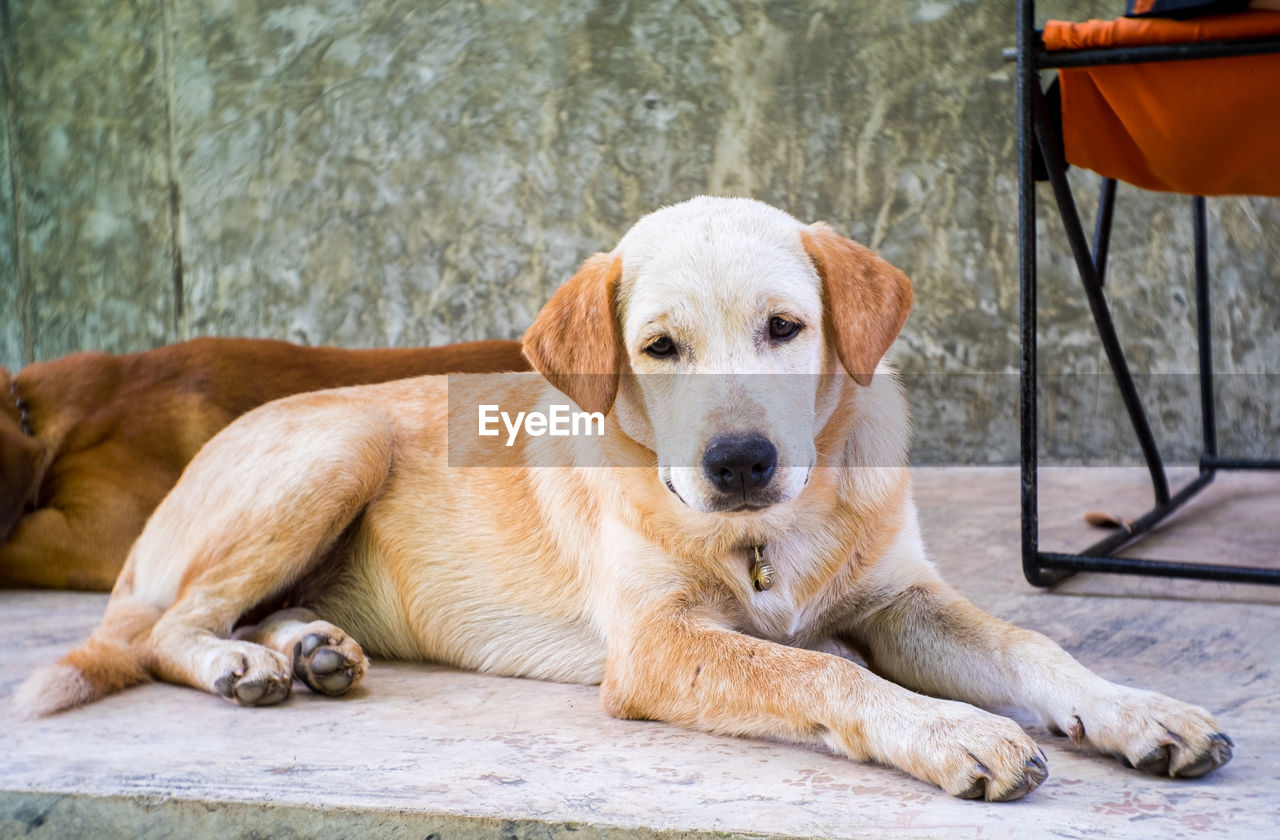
727, 547, 853, 646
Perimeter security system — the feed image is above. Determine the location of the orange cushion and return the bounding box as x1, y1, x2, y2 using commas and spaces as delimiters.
1043, 13, 1280, 196
1043, 11, 1280, 49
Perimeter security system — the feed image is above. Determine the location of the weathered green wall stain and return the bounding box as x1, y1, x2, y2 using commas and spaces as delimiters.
1, 0, 1277, 463
4, 0, 175, 360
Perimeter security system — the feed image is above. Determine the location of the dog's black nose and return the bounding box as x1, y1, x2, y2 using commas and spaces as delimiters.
703, 434, 777, 494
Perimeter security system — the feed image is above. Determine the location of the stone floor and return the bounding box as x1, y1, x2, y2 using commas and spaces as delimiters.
1, 467, 1277, 839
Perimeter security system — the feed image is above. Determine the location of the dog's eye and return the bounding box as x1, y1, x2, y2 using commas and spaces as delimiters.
643, 336, 678, 359
768, 317, 803, 342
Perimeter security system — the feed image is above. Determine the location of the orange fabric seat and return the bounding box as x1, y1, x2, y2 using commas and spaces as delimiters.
1044, 12, 1280, 196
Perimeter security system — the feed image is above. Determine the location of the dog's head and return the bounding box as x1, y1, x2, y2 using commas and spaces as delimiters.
0, 368, 43, 542
524, 197, 912, 515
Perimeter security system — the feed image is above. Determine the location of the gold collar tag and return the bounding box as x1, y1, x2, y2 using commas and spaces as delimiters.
750, 544, 775, 592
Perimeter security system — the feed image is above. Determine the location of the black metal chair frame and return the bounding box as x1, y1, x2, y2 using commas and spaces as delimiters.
1013, 0, 1280, 587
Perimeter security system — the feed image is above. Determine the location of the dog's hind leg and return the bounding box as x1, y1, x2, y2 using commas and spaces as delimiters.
136, 400, 394, 707
13, 397, 396, 717
235, 607, 368, 696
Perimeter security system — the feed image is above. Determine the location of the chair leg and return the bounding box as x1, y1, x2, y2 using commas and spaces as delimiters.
1017, 2, 1059, 586
1030, 80, 1172, 508
1193, 196, 1218, 465
1092, 178, 1117, 284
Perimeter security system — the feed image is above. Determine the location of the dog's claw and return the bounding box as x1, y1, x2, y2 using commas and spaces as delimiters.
956, 754, 991, 799
992, 755, 1049, 802
1135, 744, 1171, 775
1028, 753, 1049, 782
957, 752, 1047, 802
1174, 733, 1234, 779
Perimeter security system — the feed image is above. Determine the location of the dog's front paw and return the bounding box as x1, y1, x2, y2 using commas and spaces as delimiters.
1053, 688, 1232, 778
911, 701, 1049, 801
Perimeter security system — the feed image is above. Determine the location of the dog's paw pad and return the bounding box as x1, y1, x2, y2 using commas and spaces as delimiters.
292, 632, 365, 696
213, 651, 292, 707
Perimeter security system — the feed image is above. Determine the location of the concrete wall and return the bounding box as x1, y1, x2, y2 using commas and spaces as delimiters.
2, 0, 1277, 463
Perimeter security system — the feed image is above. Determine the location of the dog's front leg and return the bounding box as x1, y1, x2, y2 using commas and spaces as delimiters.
601, 593, 1047, 800
847, 570, 1233, 780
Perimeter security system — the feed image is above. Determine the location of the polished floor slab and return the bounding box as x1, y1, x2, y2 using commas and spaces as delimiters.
2, 467, 1277, 839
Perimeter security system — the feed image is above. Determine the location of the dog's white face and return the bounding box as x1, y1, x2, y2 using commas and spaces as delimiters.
523, 195, 914, 517
611, 199, 833, 513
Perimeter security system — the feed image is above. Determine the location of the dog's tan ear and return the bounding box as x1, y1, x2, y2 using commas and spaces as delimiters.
523, 253, 623, 415
801, 222, 914, 386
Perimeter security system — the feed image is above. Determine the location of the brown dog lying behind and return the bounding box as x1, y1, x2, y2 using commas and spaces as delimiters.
0, 337, 529, 591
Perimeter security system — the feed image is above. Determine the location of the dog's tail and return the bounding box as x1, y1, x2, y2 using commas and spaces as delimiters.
13, 602, 157, 719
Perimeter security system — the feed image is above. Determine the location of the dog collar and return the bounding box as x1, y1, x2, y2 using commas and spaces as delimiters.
750, 544, 775, 592
9, 382, 32, 436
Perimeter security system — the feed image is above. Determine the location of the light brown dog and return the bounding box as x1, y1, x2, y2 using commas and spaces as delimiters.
17, 198, 1232, 800
0, 337, 529, 590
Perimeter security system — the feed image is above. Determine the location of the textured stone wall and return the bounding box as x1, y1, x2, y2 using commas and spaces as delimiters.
2, 0, 1277, 463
